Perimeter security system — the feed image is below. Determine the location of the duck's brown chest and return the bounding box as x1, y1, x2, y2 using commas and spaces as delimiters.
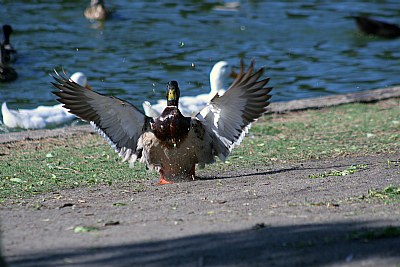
151, 107, 191, 145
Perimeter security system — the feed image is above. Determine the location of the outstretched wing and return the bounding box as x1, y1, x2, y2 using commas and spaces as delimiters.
51, 70, 152, 164
196, 60, 272, 161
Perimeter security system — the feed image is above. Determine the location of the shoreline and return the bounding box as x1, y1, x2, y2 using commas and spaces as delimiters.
1, 85, 399, 144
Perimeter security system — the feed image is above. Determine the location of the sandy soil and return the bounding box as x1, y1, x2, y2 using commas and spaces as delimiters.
1, 150, 400, 267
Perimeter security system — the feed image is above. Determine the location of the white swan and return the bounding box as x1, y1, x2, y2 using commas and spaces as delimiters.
1, 72, 91, 129
142, 61, 236, 117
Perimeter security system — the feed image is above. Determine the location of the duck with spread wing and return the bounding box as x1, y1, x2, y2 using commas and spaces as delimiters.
51, 60, 272, 184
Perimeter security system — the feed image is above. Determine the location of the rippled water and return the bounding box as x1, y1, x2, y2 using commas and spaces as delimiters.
0, 1, 399, 130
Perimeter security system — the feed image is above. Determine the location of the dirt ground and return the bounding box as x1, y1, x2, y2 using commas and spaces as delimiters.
1, 148, 400, 266
1, 89, 400, 267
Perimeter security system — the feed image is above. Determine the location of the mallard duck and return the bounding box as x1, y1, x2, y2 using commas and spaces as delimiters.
0, 25, 18, 82
2, 72, 91, 129
52, 60, 272, 184
352, 16, 400, 39
84, 0, 110, 21
142, 61, 236, 117
1, 25, 18, 64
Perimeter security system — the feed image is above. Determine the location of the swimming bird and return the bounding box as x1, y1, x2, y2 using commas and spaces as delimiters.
0, 25, 18, 82
143, 61, 236, 117
52, 60, 272, 184
2, 72, 91, 129
1, 25, 18, 64
84, 0, 110, 21
0, 62, 17, 82
352, 16, 400, 39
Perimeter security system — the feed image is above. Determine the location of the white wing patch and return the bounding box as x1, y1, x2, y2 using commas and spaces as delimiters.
90, 121, 138, 167
196, 60, 272, 162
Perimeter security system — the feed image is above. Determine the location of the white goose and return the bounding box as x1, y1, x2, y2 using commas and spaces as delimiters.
1, 72, 91, 129
142, 61, 236, 117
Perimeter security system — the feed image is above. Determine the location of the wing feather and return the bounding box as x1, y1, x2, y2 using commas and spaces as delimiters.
196, 60, 272, 161
51, 69, 151, 164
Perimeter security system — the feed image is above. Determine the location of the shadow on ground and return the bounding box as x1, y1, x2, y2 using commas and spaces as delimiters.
199, 161, 367, 180
7, 221, 400, 267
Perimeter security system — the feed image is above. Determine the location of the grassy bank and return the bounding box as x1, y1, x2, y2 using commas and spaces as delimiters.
1, 99, 399, 201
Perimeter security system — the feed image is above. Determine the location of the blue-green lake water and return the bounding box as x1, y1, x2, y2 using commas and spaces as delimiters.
0, 1, 399, 131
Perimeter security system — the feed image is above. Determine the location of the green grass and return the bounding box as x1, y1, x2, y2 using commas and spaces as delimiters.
1, 136, 150, 202
207, 100, 400, 171
308, 164, 368, 179
367, 185, 400, 204
1, 100, 399, 201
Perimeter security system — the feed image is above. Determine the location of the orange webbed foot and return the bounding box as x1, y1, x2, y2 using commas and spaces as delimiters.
156, 170, 173, 185
157, 177, 174, 185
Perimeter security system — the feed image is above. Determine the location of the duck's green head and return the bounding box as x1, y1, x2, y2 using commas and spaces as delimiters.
166, 80, 180, 106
